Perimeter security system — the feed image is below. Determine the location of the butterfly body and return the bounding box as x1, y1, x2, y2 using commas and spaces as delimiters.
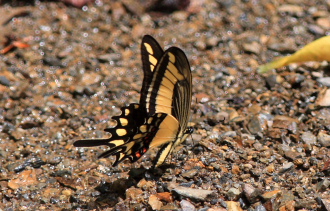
74, 35, 192, 167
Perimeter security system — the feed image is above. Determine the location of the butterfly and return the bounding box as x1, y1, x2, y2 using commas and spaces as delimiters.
73, 35, 193, 167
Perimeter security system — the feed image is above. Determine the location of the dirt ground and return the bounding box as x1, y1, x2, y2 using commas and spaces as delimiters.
1, 0, 330, 210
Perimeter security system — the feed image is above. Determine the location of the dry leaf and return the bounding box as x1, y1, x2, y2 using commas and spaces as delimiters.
259, 36, 330, 73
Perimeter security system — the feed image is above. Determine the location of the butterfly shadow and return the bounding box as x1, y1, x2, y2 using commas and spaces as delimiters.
72, 164, 175, 209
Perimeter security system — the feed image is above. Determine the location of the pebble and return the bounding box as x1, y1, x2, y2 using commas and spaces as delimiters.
180, 199, 196, 211
148, 194, 163, 210
272, 115, 298, 133
181, 169, 199, 179
317, 131, 330, 147
301, 131, 317, 146
278, 4, 304, 17
261, 190, 281, 200
227, 188, 241, 201
8, 169, 38, 190
155, 192, 173, 203
316, 179, 330, 192
168, 182, 216, 202
0, 76, 11, 86
242, 41, 261, 55
242, 184, 261, 203
279, 162, 294, 174
317, 77, 330, 87
319, 199, 330, 211
126, 187, 144, 203
226, 201, 243, 211
316, 17, 330, 29
316, 88, 330, 107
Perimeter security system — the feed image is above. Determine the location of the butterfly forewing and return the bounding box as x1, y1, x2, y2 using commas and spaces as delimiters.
146, 47, 192, 125
145, 48, 192, 166
140, 35, 164, 109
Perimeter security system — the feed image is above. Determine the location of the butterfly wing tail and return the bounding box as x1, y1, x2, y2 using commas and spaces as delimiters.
73, 138, 114, 147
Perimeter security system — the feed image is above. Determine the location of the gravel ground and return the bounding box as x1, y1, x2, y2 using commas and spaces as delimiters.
1, 0, 330, 210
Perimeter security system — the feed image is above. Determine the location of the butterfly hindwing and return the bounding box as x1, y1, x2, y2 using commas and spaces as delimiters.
73, 103, 146, 148
98, 113, 178, 166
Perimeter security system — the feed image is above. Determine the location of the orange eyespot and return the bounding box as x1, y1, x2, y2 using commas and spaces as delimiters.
135, 152, 141, 158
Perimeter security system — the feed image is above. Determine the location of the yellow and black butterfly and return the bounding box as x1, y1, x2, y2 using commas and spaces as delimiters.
73, 35, 193, 167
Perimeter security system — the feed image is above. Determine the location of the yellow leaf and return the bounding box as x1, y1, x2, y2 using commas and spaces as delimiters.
259, 36, 330, 73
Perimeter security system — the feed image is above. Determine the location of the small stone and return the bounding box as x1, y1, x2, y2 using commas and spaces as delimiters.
278, 4, 304, 17
301, 132, 317, 146
308, 24, 325, 35
261, 190, 281, 200
206, 36, 220, 48
242, 184, 261, 203
317, 77, 330, 87
278, 192, 295, 210
8, 169, 38, 190
168, 182, 216, 202
279, 162, 294, 174
316, 17, 330, 30
227, 188, 241, 201
43, 56, 64, 67
316, 88, 330, 107
268, 38, 297, 53
231, 165, 240, 175
317, 131, 330, 147
62, 189, 73, 196
293, 158, 304, 166
98, 53, 121, 63
285, 74, 305, 86
195, 93, 211, 103
172, 11, 189, 21
267, 128, 287, 139
284, 150, 302, 161
319, 199, 330, 211
181, 169, 199, 179
0, 76, 11, 86
149, 194, 163, 210
265, 75, 282, 88
247, 115, 263, 134
155, 192, 173, 203
266, 164, 275, 173
254, 205, 267, 211
81, 72, 102, 86
180, 199, 196, 211
316, 179, 330, 192
242, 41, 261, 54
126, 188, 144, 203
272, 115, 298, 133
195, 40, 206, 50
226, 201, 243, 211
160, 203, 179, 210
137, 178, 156, 191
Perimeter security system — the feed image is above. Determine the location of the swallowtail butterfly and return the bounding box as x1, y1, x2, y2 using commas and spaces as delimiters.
74, 35, 193, 167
